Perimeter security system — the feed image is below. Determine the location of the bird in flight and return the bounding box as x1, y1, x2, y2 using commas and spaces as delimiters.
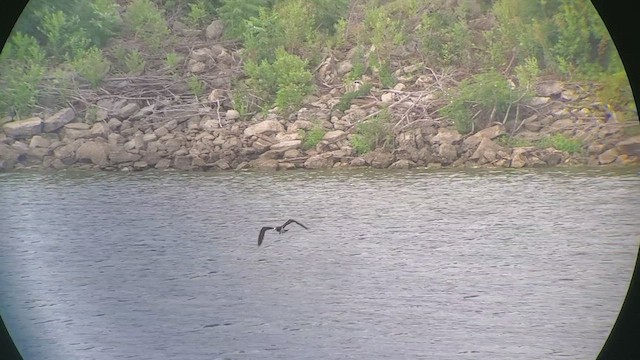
258, 219, 308, 246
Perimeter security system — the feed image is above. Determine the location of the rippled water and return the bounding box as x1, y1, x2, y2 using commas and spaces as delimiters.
1, 167, 639, 360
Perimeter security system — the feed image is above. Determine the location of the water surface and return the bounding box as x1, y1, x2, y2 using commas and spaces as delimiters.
1, 167, 638, 360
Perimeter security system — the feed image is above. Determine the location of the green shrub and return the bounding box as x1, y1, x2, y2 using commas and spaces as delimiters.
244, 47, 314, 114
350, 109, 394, 154
71, 47, 111, 88
0, 32, 46, 117
302, 125, 326, 150
417, 10, 472, 68
36, 9, 90, 60
123, 49, 146, 75
538, 134, 583, 154
164, 52, 183, 74
187, 75, 205, 97
184, 0, 212, 28
218, 0, 270, 40
125, 0, 171, 52
440, 71, 517, 134
335, 82, 372, 112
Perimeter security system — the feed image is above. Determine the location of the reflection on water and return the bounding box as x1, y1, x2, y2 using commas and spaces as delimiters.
1, 167, 639, 360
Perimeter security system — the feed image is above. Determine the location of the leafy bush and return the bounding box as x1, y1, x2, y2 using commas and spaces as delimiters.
184, 0, 213, 28
350, 109, 394, 154
187, 75, 205, 97
0, 32, 46, 117
440, 71, 517, 134
417, 10, 472, 68
164, 52, 183, 74
125, 0, 172, 52
244, 47, 314, 114
538, 134, 583, 154
123, 49, 146, 75
335, 82, 372, 112
302, 125, 326, 150
218, 0, 270, 40
36, 9, 90, 60
71, 47, 111, 88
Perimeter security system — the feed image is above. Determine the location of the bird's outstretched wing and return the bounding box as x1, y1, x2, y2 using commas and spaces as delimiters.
258, 227, 274, 246
283, 219, 308, 230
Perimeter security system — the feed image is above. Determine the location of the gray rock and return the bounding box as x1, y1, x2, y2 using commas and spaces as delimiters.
155, 158, 172, 170
250, 158, 279, 170
107, 118, 122, 130
173, 155, 193, 170
336, 61, 353, 75
350, 157, 367, 167
154, 126, 169, 137
431, 127, 462, 145
213, 159, 231, 170
529, 97, 550, 106
323, 130, 347, 142
598, 148, 618, 164
304, 153, 335, 169
615, 135, 640, 156
43, 108, 75, 132
226, 109, 240, 121
191, 48, 213, 62
270, 140, 301, 152
3, 117, 43, 138
188, 60, 206, 73
205, 20, 224, 40
536, 81, 563, 97
364, 150, 395, 169
29, 135, 51, 149
389, 159, 416, 169
470, 138, 505, 164
438, 143, 458, 164
510, 148, 529, 168
287, 120, 314, 133
244, 120, 285, 137
89, 122, 110, 138
109, 148, 141, 164
118, 103, 140, 119
76, 141, 110, 167
53, 143, 79, 165
62, 123, 91, 141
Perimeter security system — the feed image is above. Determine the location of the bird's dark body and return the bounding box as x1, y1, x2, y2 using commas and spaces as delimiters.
258, 219, 308, 246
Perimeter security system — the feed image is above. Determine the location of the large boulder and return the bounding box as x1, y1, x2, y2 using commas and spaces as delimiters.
304, 153, 335, 169
61, 123, 91, 140
108, 148, 141, 164
469, 138, 506, 164
3, 117, 43, 138
363, 149, 395, 169
43, 108, 75, 132
244, 120, 285, 137
323, 130, 347, 142
615, 136, 640, 156
76, 141, 110, 167
270, 140, 301, 152
431, 127, 462, 145
250, 158, 279, 170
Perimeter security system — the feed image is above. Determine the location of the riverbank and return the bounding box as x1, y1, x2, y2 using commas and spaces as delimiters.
1, 76, 639, 173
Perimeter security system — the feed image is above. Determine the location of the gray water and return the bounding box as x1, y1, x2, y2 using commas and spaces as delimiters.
0, 167, 638, 360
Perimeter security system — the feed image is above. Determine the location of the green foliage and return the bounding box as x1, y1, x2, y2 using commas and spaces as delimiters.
219, 0, 270, 40
0, 32, 46, 117
538, 134, 583, 154
36, 9, 90, 60
302, 125, 326, 150
350, 109, 394, 154
335, 83, 373, 112
187, 75, 205, 97
125, 0, 172, 52
184, 0, 212, 28
440, 71, 517, 134
598, 71, 637, 122
164, 52, 182, 74
346, 47, 367, 82
311, 0, 348, 35
244, 48, 314, 114
71, 47, 111, 88
371, 57, 395, 89
123, 49, 146, 75
361, 5, 405, 60
495, 134, 534, 148
417, 10, 472, 67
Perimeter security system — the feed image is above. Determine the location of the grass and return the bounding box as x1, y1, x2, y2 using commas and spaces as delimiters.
302, 125, 326, 150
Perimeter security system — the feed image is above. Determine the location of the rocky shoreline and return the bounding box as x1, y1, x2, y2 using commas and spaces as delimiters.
1, 79, 639, 173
